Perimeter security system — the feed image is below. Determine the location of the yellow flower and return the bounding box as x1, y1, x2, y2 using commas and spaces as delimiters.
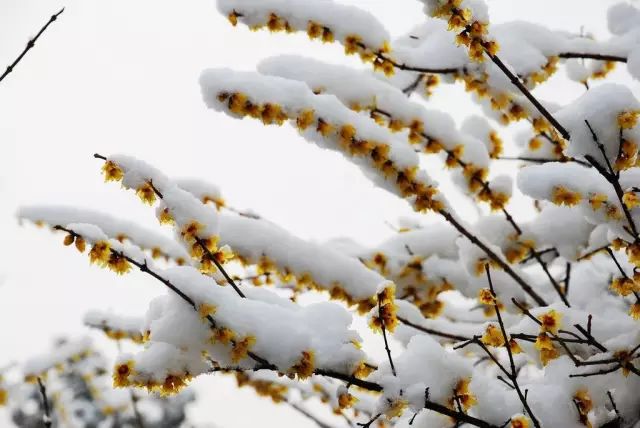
453, 378, 477, 411
344, 35, 363, 55
509, 339, 523, 354
627, 243, 640, 266
136, 183, 157, 205
266, 13, 285, 32
385, 399, 408, 418
231, 336, 256, 362
445, 145, 465, 168
0, 389, 7, 406
321, 28, 334, 43
102, 160, 123, 182
352, 361, 375, 379
228, 92, 248, 114
539, 348, 559, 366
370, 301, 398, 333
113, 360, 134, 388
618, 111, 640, 129
534, 333, 554, 350
538, 309, 562, 334
181, 221, 204, 242
338, 391, 358, 409
227, 11, 239, 26
198, 303, 217, 319
106, 252, 131, 275
615, 139, 638, 171
489, 131, 503, 158
161, 374, 189, 396
511, 415, 530, 428
339, 124, 357, 148
306, 21, 323, 39
610, 277, 638, 297
588, 193, 608, 210
89, 241, 111, 265
290, 350, 315, 380
158, 207, 175, 225
535, 333, 559, 365
296, 109, 315, 130
212, 327, 235, 345
552, 186, 581, 206
574, 389, 593, 426
623, 191, 640, 209
378, 284, 395, 305
481, 324, 505, 347
614, 350, 633, 376
629, 303, 640, 320
260, 103, 286, 125
316, 119, 333, 136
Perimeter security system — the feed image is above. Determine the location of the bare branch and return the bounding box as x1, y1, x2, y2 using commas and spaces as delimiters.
0, 8, 65, 85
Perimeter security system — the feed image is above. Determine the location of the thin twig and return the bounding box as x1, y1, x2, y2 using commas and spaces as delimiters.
584, 120, 639, 239
439, 210, 547, 306
379, 300, 397, 376
530, 250, 570, 306
485, 52, 569, 140
0, 8, 65, 85
397, 316, 470, 342
37, 377, 52, 428
558, 52, 627, 63
486, 266, 540, 428
289, 401, 335, 428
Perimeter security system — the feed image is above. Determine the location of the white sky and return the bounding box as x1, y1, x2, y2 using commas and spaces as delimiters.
0, 0, 638, 426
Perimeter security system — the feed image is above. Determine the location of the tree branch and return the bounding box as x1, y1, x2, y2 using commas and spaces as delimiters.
0, 8, 65, 85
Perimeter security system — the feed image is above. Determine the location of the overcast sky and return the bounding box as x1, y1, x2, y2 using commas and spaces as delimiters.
0, 0, 637, 426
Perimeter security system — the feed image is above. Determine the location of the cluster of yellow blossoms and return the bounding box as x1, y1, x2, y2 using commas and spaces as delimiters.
616, 110, 640, 171
534, 309, 562, 366
365, 251, 453, 319
112, 360, 192, 396
226, 10, 394, 76
101, 161, 231, 273
573, 389, 593, 427
216, 90, 445, 216
369, 284, 399, 333
430, 0, 497, 63
449, 378, 477, 412
93, 325, 144, 344
367, 109, 509, 211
